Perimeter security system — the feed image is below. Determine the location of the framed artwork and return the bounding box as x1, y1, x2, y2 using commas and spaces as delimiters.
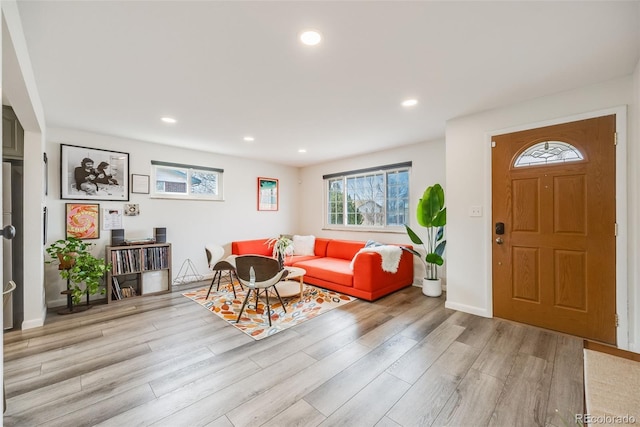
257, 177, 278, 211
60, 144, 129, 201
66, 203, 100, 239
43, 206, 48, 245
102, 208, 123, 230
43, 153, 48, 197
124, 203, 140, 216
131, 174, 150, 194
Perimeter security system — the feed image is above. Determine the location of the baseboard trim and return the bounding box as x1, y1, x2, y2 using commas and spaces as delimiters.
21, 304, 47, 330
445, 301, 491, 318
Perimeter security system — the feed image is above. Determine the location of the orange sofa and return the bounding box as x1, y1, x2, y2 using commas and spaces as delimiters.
231, 238, 414, 301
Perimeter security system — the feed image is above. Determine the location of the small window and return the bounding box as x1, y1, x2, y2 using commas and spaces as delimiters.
151, 161, 223, 200
514, 141, 584, 168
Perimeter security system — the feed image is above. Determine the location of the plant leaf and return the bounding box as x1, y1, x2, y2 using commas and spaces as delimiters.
399, 246, 422, 258
433, 207, 447, 227
404, 225, 424, 245
434, 240, 447, 257
426, 253, 444, 266
416, 197, 427, 228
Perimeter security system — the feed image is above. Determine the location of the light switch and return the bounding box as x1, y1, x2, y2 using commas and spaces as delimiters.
469, 206, 482, 217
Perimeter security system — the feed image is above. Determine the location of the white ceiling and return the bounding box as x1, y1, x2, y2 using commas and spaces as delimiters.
12, 1, 640, 167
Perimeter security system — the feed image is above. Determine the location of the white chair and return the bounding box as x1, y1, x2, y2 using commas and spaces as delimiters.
205, 244, 239, 299
235, 255, 289, 327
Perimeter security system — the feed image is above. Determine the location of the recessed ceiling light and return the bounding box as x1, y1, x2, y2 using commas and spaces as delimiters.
298, 149, 307, 153
161, 117, 177, 124
243, 136, 255, 142
401, 99, 418, 107
300, 30, 322, 46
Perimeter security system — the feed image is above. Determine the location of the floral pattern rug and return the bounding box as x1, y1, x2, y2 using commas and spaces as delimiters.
182, 283, 356, 340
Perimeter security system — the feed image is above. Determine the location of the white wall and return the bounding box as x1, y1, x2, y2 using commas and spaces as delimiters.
631, 58, 640, 352
445, 76, 637, 349
298, 139, 446, 284
44, 128, 299, 307
2, 0, 47, 329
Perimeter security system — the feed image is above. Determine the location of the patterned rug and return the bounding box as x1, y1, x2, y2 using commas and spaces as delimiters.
182, 283, 356, 340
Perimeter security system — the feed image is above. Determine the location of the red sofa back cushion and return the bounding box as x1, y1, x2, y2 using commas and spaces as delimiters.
231, 239, 272, 256
326, 240, 365, 261
314, 238, 331, 257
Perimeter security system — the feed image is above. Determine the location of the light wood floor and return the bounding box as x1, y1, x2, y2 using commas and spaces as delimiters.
3, 282, 583, 426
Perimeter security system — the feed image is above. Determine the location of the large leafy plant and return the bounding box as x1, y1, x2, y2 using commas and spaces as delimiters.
46, 237, 110, 304
404, 183, 447, 280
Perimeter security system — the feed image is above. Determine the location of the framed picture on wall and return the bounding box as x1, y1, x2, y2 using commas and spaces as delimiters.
66, 203, 100, 239
43, 153, 48, 197
131, 174, 150, 194
60, 144, 129, 201
257, 177, 278, 211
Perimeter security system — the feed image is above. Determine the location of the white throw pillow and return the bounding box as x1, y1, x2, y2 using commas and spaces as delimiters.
292, 235, 315, 256
284, 242, 295, 256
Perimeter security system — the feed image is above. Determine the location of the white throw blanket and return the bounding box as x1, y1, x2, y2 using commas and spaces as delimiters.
350, 245, 402, 273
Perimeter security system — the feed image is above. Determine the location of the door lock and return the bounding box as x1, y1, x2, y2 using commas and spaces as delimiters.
495, 222, 505, 235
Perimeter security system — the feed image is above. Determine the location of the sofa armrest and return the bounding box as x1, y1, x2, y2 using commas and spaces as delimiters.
352, 249, 413, 292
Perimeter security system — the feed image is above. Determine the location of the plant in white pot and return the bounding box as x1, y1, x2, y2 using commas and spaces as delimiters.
265, 235, 293, 269
404, 183, 447, 297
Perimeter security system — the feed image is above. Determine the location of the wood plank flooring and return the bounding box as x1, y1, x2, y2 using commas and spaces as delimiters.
3, 283, 584, 426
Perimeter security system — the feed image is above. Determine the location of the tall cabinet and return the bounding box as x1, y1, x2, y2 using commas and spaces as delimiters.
105, 243, 172, 303
3, 105, 24, 160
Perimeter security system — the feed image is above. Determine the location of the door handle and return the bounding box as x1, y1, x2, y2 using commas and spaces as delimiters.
0, 225, 15, 240
495, 237, 504, 245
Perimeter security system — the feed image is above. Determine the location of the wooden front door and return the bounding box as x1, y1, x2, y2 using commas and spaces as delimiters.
492, 115, 616, 344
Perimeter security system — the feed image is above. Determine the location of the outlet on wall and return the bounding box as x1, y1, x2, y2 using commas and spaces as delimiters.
469, 206, 483, 217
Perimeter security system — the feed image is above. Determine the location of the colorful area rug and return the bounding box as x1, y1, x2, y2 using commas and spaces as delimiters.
182, 283, 356, 340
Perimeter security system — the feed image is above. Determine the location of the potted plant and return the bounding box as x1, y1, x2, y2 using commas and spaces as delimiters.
46, 237, 110, 305
265, 235, 293, 269
404, 183, 447, 297
45, 237, 89, 269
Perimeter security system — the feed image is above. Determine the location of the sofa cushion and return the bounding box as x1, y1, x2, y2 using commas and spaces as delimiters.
292, 235, 315, 256
293, 257, 354, 287
283, 254, 321, 266
314, 238, 330, 257
326, 240, 365, 261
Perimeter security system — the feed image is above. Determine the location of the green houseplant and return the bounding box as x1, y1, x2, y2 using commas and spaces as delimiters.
404, 183, 447, 296
46, 237, 110, 305
265, 235, 293, 269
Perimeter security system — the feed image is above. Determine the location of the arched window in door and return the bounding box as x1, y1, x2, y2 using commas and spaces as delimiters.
513, 140, 584, 168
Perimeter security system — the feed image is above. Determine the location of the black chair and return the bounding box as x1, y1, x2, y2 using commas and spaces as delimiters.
235, 255, 289, 327
205, 244, 239, 299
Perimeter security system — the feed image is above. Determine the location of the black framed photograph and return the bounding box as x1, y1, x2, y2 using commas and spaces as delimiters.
131, 174, 150, 194
60, 144, 129, 201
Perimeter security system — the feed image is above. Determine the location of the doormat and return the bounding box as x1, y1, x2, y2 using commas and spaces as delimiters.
182, 283, 356, 340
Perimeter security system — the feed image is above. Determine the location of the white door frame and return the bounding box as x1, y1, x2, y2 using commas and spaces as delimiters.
485, 105, 628, 349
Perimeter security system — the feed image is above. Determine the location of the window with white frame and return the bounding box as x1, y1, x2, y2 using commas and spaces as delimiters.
324, 162, 411, 230
151, 161, 223, 200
